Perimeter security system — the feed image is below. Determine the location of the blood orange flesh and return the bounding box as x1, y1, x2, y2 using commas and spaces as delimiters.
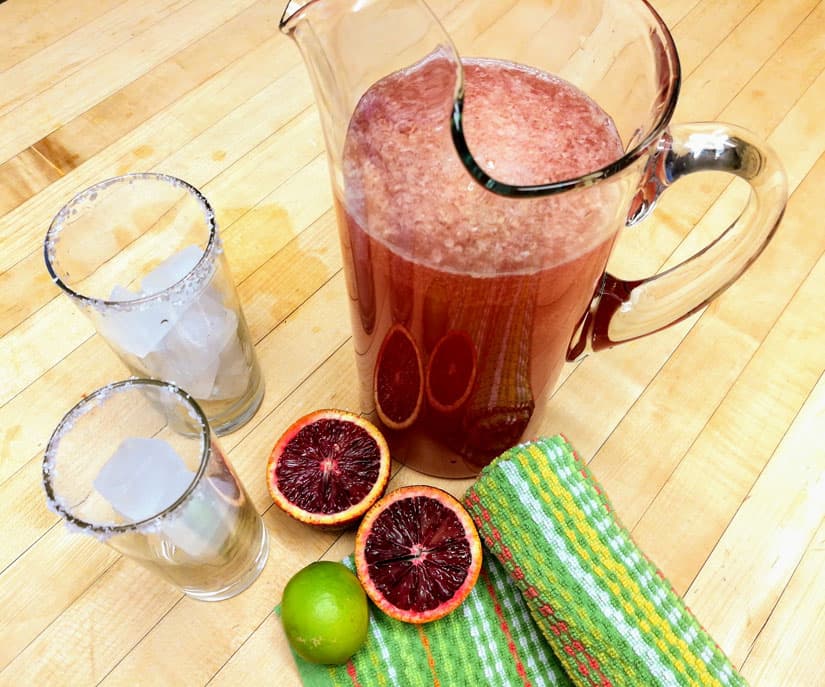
426, 330, 477, 413
354, 485, 482, 623
373, 324, 424, 430
267, 410, 391, 529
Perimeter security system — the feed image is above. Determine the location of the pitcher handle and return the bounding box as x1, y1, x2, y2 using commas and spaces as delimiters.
569, 122, 788, 358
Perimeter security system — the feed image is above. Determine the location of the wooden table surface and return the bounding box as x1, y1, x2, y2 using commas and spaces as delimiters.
1, 0, 823, 684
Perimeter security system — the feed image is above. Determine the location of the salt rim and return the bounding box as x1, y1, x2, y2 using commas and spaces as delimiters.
43, 172, 222, 313
41, 378, 212, 542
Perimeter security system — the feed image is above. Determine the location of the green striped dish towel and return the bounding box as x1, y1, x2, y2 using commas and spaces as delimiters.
289, 552, 572, 687
287, 436, 747, 687
465, 436, 746, 687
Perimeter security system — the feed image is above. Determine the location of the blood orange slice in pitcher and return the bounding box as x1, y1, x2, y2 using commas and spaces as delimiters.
267, 410, 391, 529
373, 324, 424, 430
425, 330, 478, 414
354, 485, 482, 624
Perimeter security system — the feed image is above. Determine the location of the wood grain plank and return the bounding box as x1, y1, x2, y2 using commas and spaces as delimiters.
155, 68, 315, 189
0, 254, 64, 341
0, 337, 126, 486
208, 612, 298, 686
238, 210, 340, 345
674, 0, 822, 124
0, 35, 304, 273
0, 147, 63, 216
0, 0, 127, 73
0, 559, 181, 685
740, 516, 825, 685
762, 65, 825, 191
650, 0, 704, 27
0, 298, 94, 406
0, 0, 262, 166
0, 45, 306, 344
0, 27, 302, 274
31, 0, 284, 178
0, 0, 190, 118
633, 215, 825, 595
684, 370, 825, 665
670, 0, 761, 76
0, 531, 119, 669
0, 110, 192, 272
722, 0, 825, 138
0, 460, 65, 573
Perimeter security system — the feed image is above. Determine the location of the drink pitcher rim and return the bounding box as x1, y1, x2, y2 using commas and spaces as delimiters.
280, 0, 683, 199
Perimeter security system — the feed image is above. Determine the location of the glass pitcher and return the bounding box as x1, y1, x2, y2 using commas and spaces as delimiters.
280, 0, 787, 477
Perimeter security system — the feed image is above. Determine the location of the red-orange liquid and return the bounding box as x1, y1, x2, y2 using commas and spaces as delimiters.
338, 57, 625, 476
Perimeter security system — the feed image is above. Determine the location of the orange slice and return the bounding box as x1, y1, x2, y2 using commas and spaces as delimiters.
267, 409, 390, 529
373, 323, 424, 430
425, 330, 478, 414
354, 485, 482, 624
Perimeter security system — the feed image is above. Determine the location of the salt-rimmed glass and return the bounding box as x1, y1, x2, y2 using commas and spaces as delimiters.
44, 173, 264, 435
42, 379, 269, 602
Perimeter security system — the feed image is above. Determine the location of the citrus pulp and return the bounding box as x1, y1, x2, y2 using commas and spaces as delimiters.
267, 409, 391, 529
354, 485, 482, 624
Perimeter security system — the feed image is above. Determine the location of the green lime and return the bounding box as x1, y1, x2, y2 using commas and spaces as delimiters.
280, 561, 369, 665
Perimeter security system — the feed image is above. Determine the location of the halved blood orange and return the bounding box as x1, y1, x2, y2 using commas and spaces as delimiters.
266, 409, 391, 529
425, 330, 478, 414
354, 485, 483, 624
373, 323, 424, 430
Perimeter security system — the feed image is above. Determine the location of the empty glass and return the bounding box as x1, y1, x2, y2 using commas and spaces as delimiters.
44, 173, 264, 435
42, 379, 269, 602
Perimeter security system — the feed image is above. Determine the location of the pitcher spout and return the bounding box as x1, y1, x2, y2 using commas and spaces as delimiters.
280, 0, 462, 181
279, 0, 309, 30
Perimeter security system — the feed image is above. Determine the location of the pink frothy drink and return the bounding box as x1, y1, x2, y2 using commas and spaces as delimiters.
338, 57, 626, 476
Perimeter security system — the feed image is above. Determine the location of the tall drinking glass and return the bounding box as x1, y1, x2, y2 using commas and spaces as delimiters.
44, 173, 264, 435
42, 379, 269, 602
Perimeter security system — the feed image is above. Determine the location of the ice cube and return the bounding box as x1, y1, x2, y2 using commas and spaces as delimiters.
96, 281, 189, 358
140, 244, 203, 295
97, 244, 204, 357
94, 437, 193, 523
144, 286, 238, 399
97, 300, 184, 358
93, 436, 234, 559
174, 287, 238, 353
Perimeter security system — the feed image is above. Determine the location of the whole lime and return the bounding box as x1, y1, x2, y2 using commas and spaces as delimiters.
280, 561, 369, 665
